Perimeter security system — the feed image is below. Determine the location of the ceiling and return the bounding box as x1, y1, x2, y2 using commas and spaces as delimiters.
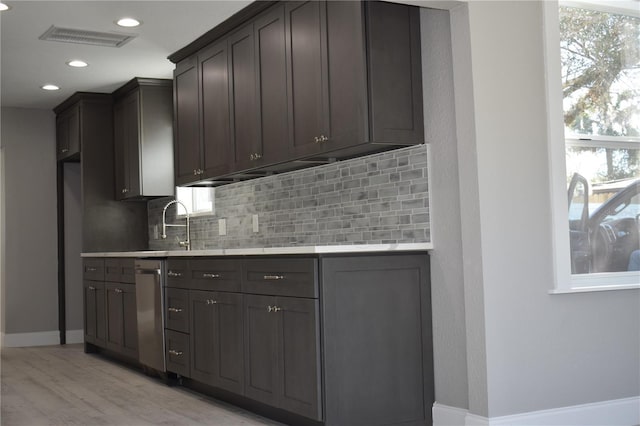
0, 1, 252, 110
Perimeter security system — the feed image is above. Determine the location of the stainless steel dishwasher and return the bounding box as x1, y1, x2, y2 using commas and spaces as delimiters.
135, 259, 166, 373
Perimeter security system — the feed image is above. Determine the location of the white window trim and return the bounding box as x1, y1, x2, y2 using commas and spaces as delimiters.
543, 1, 640, 294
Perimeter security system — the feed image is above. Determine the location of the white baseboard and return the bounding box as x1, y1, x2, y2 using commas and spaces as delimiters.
65, 329, 84, 344
1, 330, 60, 347
433, 403, 472, 425
434, 396, 640, 426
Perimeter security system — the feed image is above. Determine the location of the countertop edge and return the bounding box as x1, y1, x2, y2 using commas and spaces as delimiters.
81, 243, 434, 258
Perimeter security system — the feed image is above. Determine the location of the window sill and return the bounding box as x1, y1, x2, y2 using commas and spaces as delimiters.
550, 271, 640, 294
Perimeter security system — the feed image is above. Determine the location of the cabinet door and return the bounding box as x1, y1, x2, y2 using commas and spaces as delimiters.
124, 91, 141, 198
244, 294, 279, 406
366, 2, 423, 144
190, 290, 244, 393
84, 280, 106, 347
113, 100, 127, 200
325, 0, 368, 149
105, 283, 124, 352
174, 56, 202, 185
57, 104, 80, 161
278, 296, 321, 420
213, 292, 244, 394
190, 290, 216, 384
200, 40, 232, 179
121, 283, 138, 359
285, 1, 329, 158
255, 5, 290, 165
228, 24, 259, 172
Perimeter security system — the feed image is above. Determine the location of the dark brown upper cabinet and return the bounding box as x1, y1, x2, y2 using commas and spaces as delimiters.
55, 93, 148, 252
174, 42, 233, 186
56, 103, 80, 161
289, 0, 423, 161
170, 0, 423, 186
113, 78, 174, 200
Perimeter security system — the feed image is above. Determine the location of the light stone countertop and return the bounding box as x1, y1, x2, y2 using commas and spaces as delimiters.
81, 243, 433, 258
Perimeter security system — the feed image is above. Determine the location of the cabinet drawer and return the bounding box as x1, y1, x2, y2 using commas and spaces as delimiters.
120, 258, 135, 284
189, 259, 241, 292
241, 258, 318, 298
105, 258, 136, 284
165, 330, 190, 377
166, 259, 189, 288
165, 288, 189, 333
83, 259, 105, 281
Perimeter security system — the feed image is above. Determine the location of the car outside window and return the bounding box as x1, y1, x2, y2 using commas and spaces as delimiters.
561, 4, 640, 278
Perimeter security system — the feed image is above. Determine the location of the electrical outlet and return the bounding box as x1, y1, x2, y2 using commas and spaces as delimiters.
252, 214, 259, 233
218, 218, 227, 236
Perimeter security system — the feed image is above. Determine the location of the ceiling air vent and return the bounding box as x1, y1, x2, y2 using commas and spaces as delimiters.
39, 26, 136, 48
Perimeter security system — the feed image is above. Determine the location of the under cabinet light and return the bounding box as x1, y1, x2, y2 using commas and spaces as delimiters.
41, 84, 60, 91
0, 3, 10, 11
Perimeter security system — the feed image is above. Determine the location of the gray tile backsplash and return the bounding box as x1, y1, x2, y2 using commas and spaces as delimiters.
148, 144, 430, 250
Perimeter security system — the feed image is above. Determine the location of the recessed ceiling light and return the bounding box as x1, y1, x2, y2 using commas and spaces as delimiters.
41, 84, 60, 91
116, 17, 141, 28
67, 60, 88, 68
0, 3, 10, 11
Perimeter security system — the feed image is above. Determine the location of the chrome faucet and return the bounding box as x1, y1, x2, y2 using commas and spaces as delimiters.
161, 200, 191, 250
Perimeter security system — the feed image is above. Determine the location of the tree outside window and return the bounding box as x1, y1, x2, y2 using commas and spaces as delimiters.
560, 4, 640, 275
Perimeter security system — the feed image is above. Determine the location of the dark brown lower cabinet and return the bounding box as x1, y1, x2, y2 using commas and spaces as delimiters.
83, 280, 106, 347
244, 294, 321, 421
321, 254, 433, 426
190, 290, 244, 394
105, 282, 138, 359
165, 329, 190, 377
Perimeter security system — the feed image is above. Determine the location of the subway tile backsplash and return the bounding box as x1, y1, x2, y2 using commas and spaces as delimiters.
148, 144, 430, 250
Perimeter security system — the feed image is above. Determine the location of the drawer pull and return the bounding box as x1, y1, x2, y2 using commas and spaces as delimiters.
206, 299, 218, 305
168, 271, 182, 278
263, 275, 285, 281
267, 305, 282, 313
88, 286, 96, 291
168, 350, 183, 356
86, 267, 97, 272
114, 288, 123, 294
168, 307, 183, 313
202, 273, 221, 279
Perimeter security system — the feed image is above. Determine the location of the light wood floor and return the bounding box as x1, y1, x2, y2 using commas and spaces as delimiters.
1, 344, 280, 426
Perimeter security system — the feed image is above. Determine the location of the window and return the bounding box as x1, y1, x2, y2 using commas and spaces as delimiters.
175, 186, 215, 217
545, 1, 640, 291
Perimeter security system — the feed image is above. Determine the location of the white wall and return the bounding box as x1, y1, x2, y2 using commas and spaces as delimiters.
421, 7, 469, 411
1, 107, 59, 345
446, 0, 640, 419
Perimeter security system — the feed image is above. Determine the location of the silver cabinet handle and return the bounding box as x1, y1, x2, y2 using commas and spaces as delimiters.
263, 275, 285, 280
168, 307, 183, 313
86, 267, 97, 272
250, 153, 262, 161
114, 288, 123, 294
88, 286, 96, 291
61, 148, 69, 153
168, 349, 183, 356
206, 299, 217, 305
202, 273, 221, 279
121, 188, 128, 194
267, 305, 282, 313
168, 271, 182, 278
